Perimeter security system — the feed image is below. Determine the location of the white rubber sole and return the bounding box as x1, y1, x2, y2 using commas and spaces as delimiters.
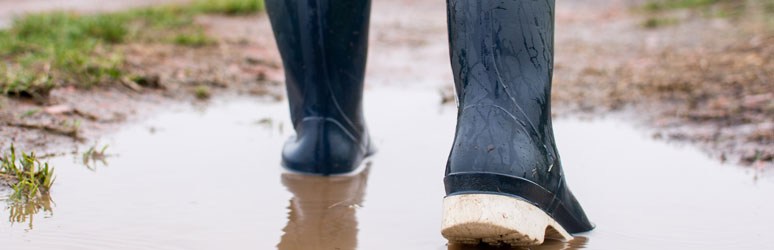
441, 194, 573, 246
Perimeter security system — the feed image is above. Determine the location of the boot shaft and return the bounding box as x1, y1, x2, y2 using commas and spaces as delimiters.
266, 0, 374, 175
266, 0, 372, 130
446, 0, 561, 185
447, 0, 555, 126
444, 0, 593, 233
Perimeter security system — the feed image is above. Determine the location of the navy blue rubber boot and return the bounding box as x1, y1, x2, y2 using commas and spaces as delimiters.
266, 0, 375, 175
441, 0, 593, 245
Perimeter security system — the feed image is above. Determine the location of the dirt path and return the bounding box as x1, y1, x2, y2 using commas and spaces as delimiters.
0, 0, 771, 168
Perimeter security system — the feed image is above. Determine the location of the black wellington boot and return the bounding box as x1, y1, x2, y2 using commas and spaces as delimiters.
441, 0, 594, 245
266, 0, 375, 175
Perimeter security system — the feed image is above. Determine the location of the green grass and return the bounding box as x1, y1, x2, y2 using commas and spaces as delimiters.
19, 109, 40, 118
82, 144, 110, 170
0, 144, 55, 202
195, 85, 211, 99
642, 17, 681, 28
639, 0, 769, 17
174, 29, 216, 47
642, 0, 725, 11
0, 12, 129, 97
638, 0, 774, 29
0, 0, 265, 98
194, 0, 266, 15
2, 145, 54, 229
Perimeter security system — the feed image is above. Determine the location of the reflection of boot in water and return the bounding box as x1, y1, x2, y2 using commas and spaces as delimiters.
277, 167, 370, 250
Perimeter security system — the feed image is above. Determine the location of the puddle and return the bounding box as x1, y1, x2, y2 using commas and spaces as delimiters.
1, 87, 772, 250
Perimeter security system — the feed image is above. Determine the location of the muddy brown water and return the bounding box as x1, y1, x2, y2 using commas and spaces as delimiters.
1, 87, 772, 250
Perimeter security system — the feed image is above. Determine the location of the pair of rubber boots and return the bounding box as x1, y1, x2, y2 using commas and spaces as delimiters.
266, 0, 594, 245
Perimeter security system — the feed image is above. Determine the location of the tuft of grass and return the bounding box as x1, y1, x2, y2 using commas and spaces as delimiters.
195, 85, 211, 99
642, 0, 724, 12
0, 144, 55, 202
194, 0, 266, 15
0, 0, 264, 98
0, 147, 56, 230
174, 29, 216, 47
642, 17, 681, 28
19, 109, 41, 118
82, 144, 110, 170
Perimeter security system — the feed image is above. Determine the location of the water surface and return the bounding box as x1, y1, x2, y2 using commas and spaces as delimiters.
1, 87, 772, 250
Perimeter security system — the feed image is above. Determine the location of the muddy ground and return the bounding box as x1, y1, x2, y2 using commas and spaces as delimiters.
549, 0, 774, 167
0, 0, 772, 168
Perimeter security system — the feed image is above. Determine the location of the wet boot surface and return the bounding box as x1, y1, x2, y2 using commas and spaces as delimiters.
266, 0, 375, 175
443, 0, 593, 239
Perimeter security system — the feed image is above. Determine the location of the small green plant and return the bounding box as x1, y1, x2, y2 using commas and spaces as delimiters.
642, 17, 681, 28
642, 0, 723, 11
195, 85, 211, 99
82, 144, 110, 170
57, 118, 82, 138
19, 109, 40, 118
194, 0, 265, 15
174, 29, 216, 47
0, 144, 55, 202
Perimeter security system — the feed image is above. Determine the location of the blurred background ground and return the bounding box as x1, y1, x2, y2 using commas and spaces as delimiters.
0, 0, 771, 168
549, 0, 774, 167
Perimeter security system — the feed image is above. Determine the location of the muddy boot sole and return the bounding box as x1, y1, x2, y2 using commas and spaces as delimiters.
441, 194, 573, 246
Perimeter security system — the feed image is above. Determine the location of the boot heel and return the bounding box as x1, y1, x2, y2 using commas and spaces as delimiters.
441, 194, 573, 246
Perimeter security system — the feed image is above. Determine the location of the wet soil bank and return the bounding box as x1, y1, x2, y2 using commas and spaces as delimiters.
548, 0, 774, 167
0, 0, 285, 156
